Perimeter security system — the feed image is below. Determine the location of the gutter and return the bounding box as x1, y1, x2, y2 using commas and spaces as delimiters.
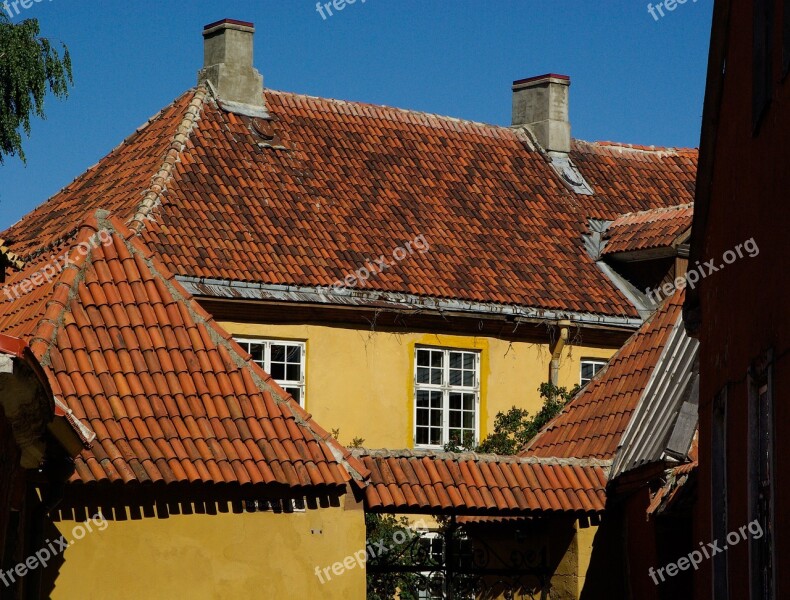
175, 276, 643, 330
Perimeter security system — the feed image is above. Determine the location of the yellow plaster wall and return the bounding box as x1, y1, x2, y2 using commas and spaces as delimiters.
221, 322, 616, 448
50, 504, 365, 600
576, 523, 598, 596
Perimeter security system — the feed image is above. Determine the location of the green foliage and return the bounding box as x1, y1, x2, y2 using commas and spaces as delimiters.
445, 382, 579, 454
0, 14, 72, 163
329, 428, 365, 449
365, 513, 421, 600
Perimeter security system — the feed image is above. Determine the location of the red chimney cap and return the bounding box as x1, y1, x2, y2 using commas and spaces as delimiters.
203, 19, 255, 31
513, 73, 570, 86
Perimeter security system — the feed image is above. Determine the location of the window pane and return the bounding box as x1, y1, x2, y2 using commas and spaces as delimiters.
417, 366, 430, 384
462, 371, 473, 387
286, 364, 301, 381
449, 368, 462, 386
270, 362, 286, 379
417, 349, 430, 366
463, 393, 474, 411
271, 344, 285, 362
463, 354, 474, 369
249, 343, 265, 364
429, 428, 442, 446
449, 351, 463, 369
430, 351, 442, 368
287, 346, 300, 362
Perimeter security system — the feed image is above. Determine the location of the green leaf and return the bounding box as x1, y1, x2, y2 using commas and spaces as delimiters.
0, 15, 73, 164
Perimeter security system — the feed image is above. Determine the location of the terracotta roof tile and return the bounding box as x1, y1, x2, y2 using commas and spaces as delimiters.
524, 290, 684, 460
0, 214, 366, 491
354, 448, 608, 515
2, 88, 696, 320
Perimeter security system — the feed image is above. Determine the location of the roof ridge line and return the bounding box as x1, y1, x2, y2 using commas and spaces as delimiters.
351, 447, 612, 468
267, 88, 512, 134
268, 89, 689, 155
610, 202, 695, 222
586, 140, 698, 154
28, 216, 105, 366
127, 85, 209, 234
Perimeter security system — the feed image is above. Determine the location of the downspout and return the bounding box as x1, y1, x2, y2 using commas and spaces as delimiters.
549, 320, 571, 386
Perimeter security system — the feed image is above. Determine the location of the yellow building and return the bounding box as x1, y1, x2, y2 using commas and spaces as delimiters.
0, 18, 698, 600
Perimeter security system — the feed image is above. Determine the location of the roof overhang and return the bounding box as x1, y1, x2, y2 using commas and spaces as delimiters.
176, 276, 643, 330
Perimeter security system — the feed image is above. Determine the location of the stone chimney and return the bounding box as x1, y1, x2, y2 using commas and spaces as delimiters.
511, 74, 571, 154
198, 19, 264, 111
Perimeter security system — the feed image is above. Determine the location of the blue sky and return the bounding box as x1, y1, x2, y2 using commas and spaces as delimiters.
0, 0, 712, 228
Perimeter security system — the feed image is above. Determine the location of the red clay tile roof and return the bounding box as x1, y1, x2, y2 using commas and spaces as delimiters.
1, 86, 697, 320
524, 290, 685, 460
0, 212, 366, 490
602, 203, 693, 256
647, 434, 697, 517
353, 448, 609, 515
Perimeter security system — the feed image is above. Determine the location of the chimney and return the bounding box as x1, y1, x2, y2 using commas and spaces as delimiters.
198, 19, 264, 110
511, 74, 571, 154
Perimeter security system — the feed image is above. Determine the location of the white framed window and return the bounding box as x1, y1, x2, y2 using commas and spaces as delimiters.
580, 359, 607, 386
235, 338, 306, 406
414, 347, 480, 448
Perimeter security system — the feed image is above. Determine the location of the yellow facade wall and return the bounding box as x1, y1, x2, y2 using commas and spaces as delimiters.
221, 322, 616, 448
50, 503, 365, 600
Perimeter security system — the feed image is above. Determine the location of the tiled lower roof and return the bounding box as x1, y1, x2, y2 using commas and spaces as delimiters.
353, 448, 609, 515
0, 213, 366, 491
524, 291, 685, 460
602, 203, 693, 256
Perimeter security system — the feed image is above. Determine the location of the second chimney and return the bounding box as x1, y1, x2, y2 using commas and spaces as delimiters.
198, 19, 264, 110
512, 74, 571, 154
